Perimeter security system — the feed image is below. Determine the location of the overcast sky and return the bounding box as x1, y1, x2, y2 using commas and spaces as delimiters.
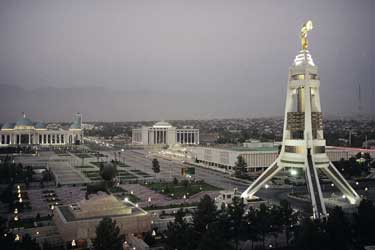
0, 0, 374, 122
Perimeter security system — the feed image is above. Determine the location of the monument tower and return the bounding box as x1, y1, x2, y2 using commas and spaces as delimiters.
241, 21, 360, 219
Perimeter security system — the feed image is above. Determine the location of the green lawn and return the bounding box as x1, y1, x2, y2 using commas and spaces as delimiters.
74, 153, 93, 159
130, 169, 152, 177
83, 170, 138, 181
90, 161, 131, 168
75, 165, 95, 169
144, 180, 221, 199
112, 189, 141, 203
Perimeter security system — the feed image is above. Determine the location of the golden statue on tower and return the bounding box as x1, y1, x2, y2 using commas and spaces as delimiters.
301, 20, 313, 50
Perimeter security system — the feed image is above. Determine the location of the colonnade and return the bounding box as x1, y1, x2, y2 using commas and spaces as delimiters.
0, 132, 83, 145
176, 129, 199, 144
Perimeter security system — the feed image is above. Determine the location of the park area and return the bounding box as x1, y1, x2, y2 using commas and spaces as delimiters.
143, 179, 221, 199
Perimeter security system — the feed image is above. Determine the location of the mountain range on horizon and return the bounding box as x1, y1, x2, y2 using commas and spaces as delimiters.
0, 84, 373, 123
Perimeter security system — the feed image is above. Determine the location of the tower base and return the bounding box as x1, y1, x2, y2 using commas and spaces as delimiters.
241, 155, 361, 219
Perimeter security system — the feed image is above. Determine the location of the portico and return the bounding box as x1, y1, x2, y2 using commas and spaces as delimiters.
132, 121, 199, 146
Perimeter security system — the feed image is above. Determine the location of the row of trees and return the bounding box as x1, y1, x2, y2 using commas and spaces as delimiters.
2, 197, 374, 250
164, 195, 375, 250
164, 195, 299, 250
0, 157, 34, 185
335, 152, 374, 178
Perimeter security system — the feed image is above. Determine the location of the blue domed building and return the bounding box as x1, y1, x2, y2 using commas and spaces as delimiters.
0, 113, 84, 146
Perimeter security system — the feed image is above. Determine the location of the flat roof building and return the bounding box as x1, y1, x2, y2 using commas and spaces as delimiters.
53, 194, 151, 246
162, 145, 358, 175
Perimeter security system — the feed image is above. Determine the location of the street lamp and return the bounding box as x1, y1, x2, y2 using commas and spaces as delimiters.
290, 169, 297, 176
265, 184, 269, 189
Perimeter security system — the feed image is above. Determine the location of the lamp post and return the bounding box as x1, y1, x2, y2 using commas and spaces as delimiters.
121, 148, 125, 164
71, 239, 76, 249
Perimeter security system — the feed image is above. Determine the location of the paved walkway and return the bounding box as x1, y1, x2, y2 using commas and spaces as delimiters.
23, 186, 86, 218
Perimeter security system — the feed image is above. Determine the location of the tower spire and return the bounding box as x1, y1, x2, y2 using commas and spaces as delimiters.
241, 21, 360, 219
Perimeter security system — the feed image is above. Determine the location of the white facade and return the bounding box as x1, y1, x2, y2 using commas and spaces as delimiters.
189, 146, 352, 173
132, 121, 199, 146
0, 113, 83, 146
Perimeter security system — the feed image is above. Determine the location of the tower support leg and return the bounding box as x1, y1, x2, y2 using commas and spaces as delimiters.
241, 160, 281, 199
320, 162, 361, 205
305, 150, 327, 219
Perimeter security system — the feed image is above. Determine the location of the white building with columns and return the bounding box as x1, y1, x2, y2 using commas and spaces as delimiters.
0, 113, 83, 146
132, 121, 199, 146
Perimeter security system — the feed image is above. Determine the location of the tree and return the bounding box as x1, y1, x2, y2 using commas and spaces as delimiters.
278, 199, 298, 247
93, 217, 125, 250
354, 199, 375, 246
172, 177, 178, 185
294, 218, 329, 250
152, 158, 160, 174
197, 221, 233, 250
234, 156, 247, 178
257, 204, 274, 248
192, 195, 217, 234
244, 207, 259, 250
165, 209, 196, 250
17, 234, 41, 250
227, 197, 245, 250
326, 206, 353, 250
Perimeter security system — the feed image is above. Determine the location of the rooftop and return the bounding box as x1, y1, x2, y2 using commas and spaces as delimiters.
57, 194, 146, 222
153, 120, 173, 128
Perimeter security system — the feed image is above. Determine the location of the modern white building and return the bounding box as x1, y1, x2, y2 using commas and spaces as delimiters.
187, 145, 352, 173
132, 121, 199, 146
0, 113, 84, 146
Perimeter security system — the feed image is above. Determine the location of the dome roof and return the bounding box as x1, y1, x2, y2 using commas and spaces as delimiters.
293, 50, 315, 66
35, 122, 47, 129
1, 122, 15, 130
153, 121, 172, 128
15, 114, 34, 128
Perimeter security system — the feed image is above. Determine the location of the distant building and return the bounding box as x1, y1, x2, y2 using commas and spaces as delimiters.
132, 121, 199, 145
0, 113, 83, 146
243, 139, 281, 149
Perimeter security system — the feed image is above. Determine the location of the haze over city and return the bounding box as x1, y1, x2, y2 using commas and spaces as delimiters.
0, 0, 374, 122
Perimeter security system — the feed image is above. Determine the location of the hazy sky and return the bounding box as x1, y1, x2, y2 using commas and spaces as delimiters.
0, 0, 374, 122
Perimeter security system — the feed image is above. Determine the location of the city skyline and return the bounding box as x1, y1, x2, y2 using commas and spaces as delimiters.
0, 0, 374, 122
